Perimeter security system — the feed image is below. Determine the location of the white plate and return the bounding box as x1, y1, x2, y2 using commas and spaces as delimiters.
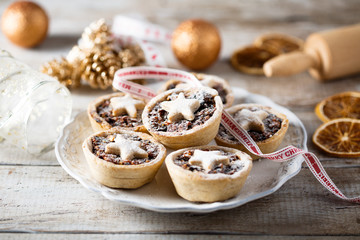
55, 87, 307, 213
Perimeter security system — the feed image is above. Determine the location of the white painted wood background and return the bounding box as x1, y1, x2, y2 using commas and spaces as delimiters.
1, 0, 360, 239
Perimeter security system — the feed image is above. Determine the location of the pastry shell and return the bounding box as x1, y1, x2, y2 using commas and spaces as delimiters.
215, 103, 289, 159
82, 129, 166, 189
87, 92, 147, 133
142, 87, 223, 149
165, 145, 253, 202
158, 73, 234, 108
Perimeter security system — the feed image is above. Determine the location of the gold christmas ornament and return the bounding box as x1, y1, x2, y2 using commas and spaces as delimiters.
41, 57, 81, 88
1, 1, 48, 48
171, 19, 221, 70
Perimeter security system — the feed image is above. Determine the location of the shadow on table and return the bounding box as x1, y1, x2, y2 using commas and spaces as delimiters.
38, 34, 79, 51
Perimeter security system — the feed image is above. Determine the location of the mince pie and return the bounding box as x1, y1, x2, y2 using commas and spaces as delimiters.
88, 92, 147, 132
82, 129, 166, 188
165, 145, 253, 202
158, 73, 234, 108
216, 103, 289, 159
142, 87, 223, 149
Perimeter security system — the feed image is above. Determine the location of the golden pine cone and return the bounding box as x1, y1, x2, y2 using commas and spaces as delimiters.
81, 49, 122, 89
80, 18, 113, 50
41, 57, 81, 88
119, 44, 145, 68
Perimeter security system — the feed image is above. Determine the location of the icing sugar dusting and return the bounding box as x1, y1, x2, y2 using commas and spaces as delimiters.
110, 94, 145, 118
189, 150, 230, 171
160, 92, 200, 122
235, 108, 268, 132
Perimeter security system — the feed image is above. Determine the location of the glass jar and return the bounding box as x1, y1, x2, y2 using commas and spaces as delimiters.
0, 50, 72, 154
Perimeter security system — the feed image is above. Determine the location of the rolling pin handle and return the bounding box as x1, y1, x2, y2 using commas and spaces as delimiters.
264, 51, 318, 77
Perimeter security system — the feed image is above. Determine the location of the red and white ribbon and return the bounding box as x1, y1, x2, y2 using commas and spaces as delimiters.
221, 110, 360, 203
112, 15, 169, 68
113, 35, 167, 68
113, 66, 360, 204
113, 66, 202, 99
112, 15, 172, 44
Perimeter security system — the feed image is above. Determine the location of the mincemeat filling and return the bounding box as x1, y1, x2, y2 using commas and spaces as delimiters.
95, 100, 143, 127
91, 134, 159, 165
218, 112, 283, 142
148, 91, 216, 132
173, 149, 243, 175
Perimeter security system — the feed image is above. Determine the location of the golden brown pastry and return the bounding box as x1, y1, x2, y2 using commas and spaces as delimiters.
158, 73, 234, 108
142, 87, 223, 149
88, 92, 147, 132
165, 145, 253, 202
216, 103, 289, 159
82, 129, 166, 189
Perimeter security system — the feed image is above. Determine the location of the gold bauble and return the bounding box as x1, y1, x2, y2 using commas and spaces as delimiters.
171, 19, 221, 70
1, 1, 49, 48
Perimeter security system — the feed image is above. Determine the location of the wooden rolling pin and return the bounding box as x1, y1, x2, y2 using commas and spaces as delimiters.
264, 24, 360, 81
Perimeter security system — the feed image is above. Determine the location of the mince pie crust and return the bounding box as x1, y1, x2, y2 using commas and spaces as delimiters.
158, 73, 234, 108
82, 129, 166, 189
88, 92, 147, 132
165, 145, 253, 202
216, 103, 289, 159
142, 87, 223, 149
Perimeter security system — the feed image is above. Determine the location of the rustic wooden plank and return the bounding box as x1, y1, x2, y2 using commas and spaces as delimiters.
1, 0, 360, 238
0, 144, 57, 166
0, 234, 359, 240
1, 165, 359, 235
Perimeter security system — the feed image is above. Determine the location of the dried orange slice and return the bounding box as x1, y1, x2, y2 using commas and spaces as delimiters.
254, 33, 304, 54
231, 45, 277, 75
312, 118, 360, 157
315, 91, 360, 122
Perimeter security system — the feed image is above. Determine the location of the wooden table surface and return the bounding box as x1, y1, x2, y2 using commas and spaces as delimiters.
1, 0, 360, 239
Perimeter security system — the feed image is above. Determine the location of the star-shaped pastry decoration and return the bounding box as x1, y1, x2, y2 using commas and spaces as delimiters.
110, 94, 145, 118
236, 108, 269, 132
160, 92, 200, 122
105, 134, 148, 161
189, 150, 230, 171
